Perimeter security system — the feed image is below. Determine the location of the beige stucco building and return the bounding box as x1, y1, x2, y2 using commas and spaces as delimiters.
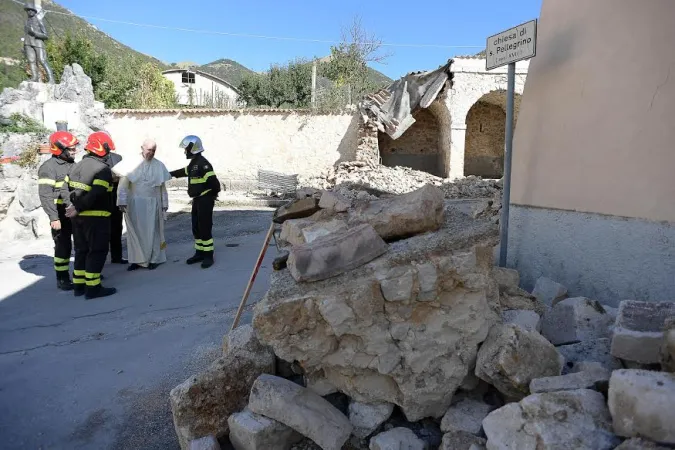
507, 0, 675, 304
162, 69, 241, 108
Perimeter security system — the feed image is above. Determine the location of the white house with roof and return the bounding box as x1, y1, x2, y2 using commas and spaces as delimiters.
162, 68, 241, 108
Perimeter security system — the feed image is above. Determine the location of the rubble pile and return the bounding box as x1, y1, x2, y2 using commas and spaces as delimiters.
168, 186, 675, 450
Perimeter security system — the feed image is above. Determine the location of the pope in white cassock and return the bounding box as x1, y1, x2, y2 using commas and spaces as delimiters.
113, 139, 172, 271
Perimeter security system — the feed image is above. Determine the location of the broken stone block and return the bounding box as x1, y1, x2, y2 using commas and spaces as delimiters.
475, 324, 563, 399
376, 266, 415, 302
273, 197, 320, 224
482, 389, 620, 450
501, 309, 541, 333
493, 267, 519, 292
440, 398, 494, 435
288, 223, 388, 283
608, 369, 675, 444
660, 318, 675, 372
369, 428, 425, 450
296, 187, 321, 199
227, 409, 301, 450
529, 365, 610, 394
247, 374, 352, 450
531, 276, 568, 307
279, 218, 314, 247
614, 438, 672, 450
304, 369, 338, 396
170, 345, 275, 449
610, 300, 675, 364
440, 431, 486, 450
541, 297, 614, 346
189, 435, 221, 450
500, 285, 545, 315
556, 338, 622, 375
348, 400, 394, 439
415, 262, 439, 302
222, 324, 274, 359
301, 219, 348, 244
348, 184, 444, 241
319, 190, 351, 212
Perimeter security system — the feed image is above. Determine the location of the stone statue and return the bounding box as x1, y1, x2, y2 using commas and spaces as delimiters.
23, 0, 54, 84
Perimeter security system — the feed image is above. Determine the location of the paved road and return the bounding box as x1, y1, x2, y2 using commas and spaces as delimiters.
0, 207, 275, 449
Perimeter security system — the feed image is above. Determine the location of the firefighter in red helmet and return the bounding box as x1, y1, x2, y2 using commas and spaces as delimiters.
61, 131, 117, 299
37, 131, 79, 291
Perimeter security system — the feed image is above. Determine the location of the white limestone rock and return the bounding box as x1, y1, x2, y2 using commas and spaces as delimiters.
608, 369, 675, 444
610, 300, 675, 364
348, 401, 394, 439
482, 389, 620, 450
228, 409, 301, 450
440, 431, 486, 450
440, 398, 494, 435
501, 309, 541, 333
529, 365, 610, 393
369, 428, 425, 450
531, 276, 567, 307
475, 324, 563, 399
541, 297, 614, 345
247, 374, 352, 450
556, 338, 622, 375
189, 435, 221, 450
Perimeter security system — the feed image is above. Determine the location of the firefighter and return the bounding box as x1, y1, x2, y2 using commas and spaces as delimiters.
62, 131, 117, 299
102, 136, 127, 264
37, 131, 78, 291
169, 135, 221, 269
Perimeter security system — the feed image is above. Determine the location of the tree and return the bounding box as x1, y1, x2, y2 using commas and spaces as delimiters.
238, 59, 312, 108
128, 63, 177, 109
47, 32, 107, 89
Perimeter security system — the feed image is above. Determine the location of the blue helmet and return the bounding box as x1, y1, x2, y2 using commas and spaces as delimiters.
179, 135, 204, 156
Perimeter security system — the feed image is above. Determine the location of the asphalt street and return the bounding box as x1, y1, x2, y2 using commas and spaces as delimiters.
0, 207, 275, 449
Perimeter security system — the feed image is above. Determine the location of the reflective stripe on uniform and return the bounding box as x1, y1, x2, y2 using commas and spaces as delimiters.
54, 181, 64, 188
199, 189, 212, 196
38, 178, 56, 185
184, 167, 188, 175
189, 171, 215, 184
85, 272, 101, 286
195, 238, 214, 252
54, 198, 64, 204
79, 210, 111, 217
69, 180, 91, 191
93, 179, 111, 190
54, 256, 70, 272
73, 269, 86, 284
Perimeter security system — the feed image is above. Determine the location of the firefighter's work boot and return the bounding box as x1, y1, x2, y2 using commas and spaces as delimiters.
57, 278, 74, 291
201, 254, 214, 269
74, 285, 85, 297
186, 252, 203, 265
85, 285, 117, 300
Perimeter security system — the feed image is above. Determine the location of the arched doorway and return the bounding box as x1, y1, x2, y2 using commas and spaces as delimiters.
464, 90, 521, 178
378, 108, 443, 177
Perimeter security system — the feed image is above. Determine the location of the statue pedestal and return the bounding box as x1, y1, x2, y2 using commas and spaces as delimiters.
43, 101, 84, 131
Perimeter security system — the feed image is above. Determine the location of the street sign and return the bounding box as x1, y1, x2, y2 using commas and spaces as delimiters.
486, 20, 537, 71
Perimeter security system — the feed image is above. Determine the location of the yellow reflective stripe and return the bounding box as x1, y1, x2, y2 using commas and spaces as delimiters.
199, 189, 212, 196
85, 272, 101, 279
189, 171, 215, 184
73, 278, 86, 284
69, 181, 91, 191
64, 175, 70, 182
195, 238, 214, 251
184, 167, 188, 175
54, 198, 64, 204
107, 187, 113, 193
38, 178, 56, 185
54, 257, 70, 263
200, 239, 213, 245
93, 179, 111, 189
79, 210, 111, 217
73, 269, 86, 276
54, 181, 64, 188
54, 265, 70, 271
85, 272, 101, 286
86, 278, 101, 286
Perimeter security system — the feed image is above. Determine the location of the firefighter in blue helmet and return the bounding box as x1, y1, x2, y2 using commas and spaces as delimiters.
169, 136, 221, 268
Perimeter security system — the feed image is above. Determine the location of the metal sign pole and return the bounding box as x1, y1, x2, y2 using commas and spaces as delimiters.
499, 62, 516, 267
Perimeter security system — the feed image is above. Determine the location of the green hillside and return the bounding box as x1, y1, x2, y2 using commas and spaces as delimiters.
197, 58, 256, 88
0, 0, 166, 90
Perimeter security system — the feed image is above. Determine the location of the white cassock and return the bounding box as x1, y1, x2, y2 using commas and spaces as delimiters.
114, 157, 172, 267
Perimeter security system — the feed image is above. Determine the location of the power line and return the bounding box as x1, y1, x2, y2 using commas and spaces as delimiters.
9, 0, 483, 50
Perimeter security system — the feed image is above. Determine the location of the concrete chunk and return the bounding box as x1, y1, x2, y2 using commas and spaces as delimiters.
614, 438, 671, 450
348, 401, 394, 439
611, 300, 675, 364
301, 219, 348, 244
440, 431, 486, 450
529, 366, 610, 393
274, 198, 320, 224
608, 369, 675, 444
248, 374, 352, 450
440, 398, 495, 435
288, 223, 388, 283
541, 297, 613, 345
348, 184, 444, 241
189, 436, 221, 450
501, 309, 541, 333
483, 390, 620, 450
228, 409, 301, 450
493, 267, 519, 292
319, 191, 351, 213
369, 428, 425, 450
531, 276, 567, 307
556, 338, 622, 375
475, 324, 563, 399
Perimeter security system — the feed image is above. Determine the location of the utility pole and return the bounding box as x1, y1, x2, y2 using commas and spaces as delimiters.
311, 61, 317, 109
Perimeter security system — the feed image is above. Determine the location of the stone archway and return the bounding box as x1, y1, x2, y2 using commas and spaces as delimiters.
463, 90, 521, 178
378, 108, 444, 177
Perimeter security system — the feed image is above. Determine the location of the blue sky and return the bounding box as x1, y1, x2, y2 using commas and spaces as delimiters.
56, 0, 542, 79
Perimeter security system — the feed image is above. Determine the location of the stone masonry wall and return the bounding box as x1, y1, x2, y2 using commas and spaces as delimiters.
464, 101, 507, 178
106, 110, 360, 185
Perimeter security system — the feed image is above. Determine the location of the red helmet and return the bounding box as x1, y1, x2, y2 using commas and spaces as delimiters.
85, 131, 115, 157
49, 131, 78, 156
